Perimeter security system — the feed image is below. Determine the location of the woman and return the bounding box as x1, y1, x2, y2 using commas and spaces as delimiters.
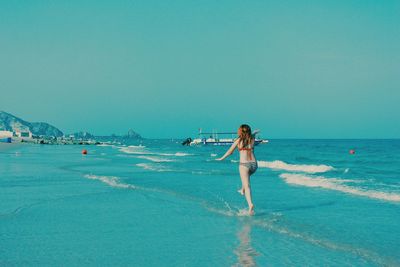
216, 124, 258, 215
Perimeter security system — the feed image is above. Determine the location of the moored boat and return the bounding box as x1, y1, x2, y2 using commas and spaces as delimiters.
187, 129, 268, 146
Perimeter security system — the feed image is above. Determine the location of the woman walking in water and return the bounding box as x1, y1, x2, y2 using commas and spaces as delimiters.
217, 124, 258, 215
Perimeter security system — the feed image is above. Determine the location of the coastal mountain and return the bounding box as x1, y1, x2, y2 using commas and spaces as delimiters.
125, 129, 142, 139
71, 131, 95, 140
0, 111, 63, 137
97, 129, 143, 141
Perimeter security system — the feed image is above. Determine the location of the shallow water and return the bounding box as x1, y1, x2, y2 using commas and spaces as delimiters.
1, 139, 399, 266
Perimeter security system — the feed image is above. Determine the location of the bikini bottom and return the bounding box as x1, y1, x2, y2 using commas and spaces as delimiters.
239, 161, 258, 175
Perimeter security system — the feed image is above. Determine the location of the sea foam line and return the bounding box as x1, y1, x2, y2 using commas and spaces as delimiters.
280, 173, 400, 202
158, 152, 193, 157
119, 145, 147, 155
137, 155, 175, 162
84, 174, 135, 189
258, 160, 334, 174
118, 145, 192, 158
136, 163, 173, 172
96, 144, 113, 147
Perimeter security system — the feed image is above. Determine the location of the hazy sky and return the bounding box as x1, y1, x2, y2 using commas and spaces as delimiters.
1, 0, 399, 138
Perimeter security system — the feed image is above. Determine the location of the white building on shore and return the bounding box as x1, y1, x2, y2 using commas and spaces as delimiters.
0, 130, 13, 138
0, 130, 32, 138
15, 131, 32, 138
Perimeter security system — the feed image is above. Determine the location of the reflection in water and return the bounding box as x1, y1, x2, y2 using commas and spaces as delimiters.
234, 223, 260, 267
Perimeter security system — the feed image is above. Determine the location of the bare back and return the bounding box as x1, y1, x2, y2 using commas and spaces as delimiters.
238, 140, 256, 163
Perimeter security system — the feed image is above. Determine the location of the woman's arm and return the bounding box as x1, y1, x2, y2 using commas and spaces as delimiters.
216, 139, 239, 161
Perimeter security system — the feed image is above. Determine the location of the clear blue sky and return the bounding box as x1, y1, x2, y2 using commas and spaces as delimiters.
1, 0, 399, 138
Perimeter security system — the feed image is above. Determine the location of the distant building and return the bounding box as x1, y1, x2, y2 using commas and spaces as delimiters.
0, 130, 13, 138
15, 131, 32, 138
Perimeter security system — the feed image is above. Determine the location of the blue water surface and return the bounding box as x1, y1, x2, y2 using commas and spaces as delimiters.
1, 139, 399, 266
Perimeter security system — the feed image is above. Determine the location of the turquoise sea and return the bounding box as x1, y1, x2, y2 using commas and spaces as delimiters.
1, 139, 400, 266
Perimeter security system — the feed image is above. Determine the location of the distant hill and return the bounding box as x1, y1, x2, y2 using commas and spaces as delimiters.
71, 131, 95, 140
0, 111, 63, 137
125, 129, 142, 139
96, 129, 143, 141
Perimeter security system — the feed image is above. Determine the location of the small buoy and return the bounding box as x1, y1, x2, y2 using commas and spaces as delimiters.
82, 149, 88, 155
349, 149, 355, 155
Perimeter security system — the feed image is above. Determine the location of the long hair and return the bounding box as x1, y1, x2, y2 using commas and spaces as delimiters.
238, 124, 253, 148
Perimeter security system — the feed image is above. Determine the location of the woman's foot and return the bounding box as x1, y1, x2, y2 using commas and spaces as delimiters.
248, 204, 255, 216
237, 188, 245, 195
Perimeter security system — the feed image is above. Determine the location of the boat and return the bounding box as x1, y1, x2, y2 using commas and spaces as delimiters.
187, 129, 268, 146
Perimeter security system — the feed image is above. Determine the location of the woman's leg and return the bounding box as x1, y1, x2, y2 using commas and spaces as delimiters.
239, 165, 254, 215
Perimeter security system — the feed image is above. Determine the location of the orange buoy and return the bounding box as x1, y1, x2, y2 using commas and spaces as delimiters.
349, 149, 355, 155
82, 149, 88, 155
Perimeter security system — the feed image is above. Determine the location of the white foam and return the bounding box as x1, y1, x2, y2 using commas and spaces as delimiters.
157, 152, 193, 157
280, 173, 400, 202
205, 206, 255, 217
119, 145, 192, 158
136, 163, 173, 172
205, 206, 236, 217
97, 144, 123, 149
84, 174, 135, 189
119, 145, 147, 155
137, 155, 175, 162
258, 160, 334, 174
174, 152, 192, 156
237, 208, 252, 217
211, 153, 217, 157
129, 145, 146, 148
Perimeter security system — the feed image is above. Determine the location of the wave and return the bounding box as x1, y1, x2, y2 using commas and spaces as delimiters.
97, 144, 123, 149
172, 152, 192, 157
137, 155, 175, 162
96, 144, 113, 147
157, 152, 193, 157
118, 145, 192, 158
84, 174, 135, 189
119, 145, 147, 155
136, 163, 173, 172
280, 173, 400, 202
258, 160, 334, 174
